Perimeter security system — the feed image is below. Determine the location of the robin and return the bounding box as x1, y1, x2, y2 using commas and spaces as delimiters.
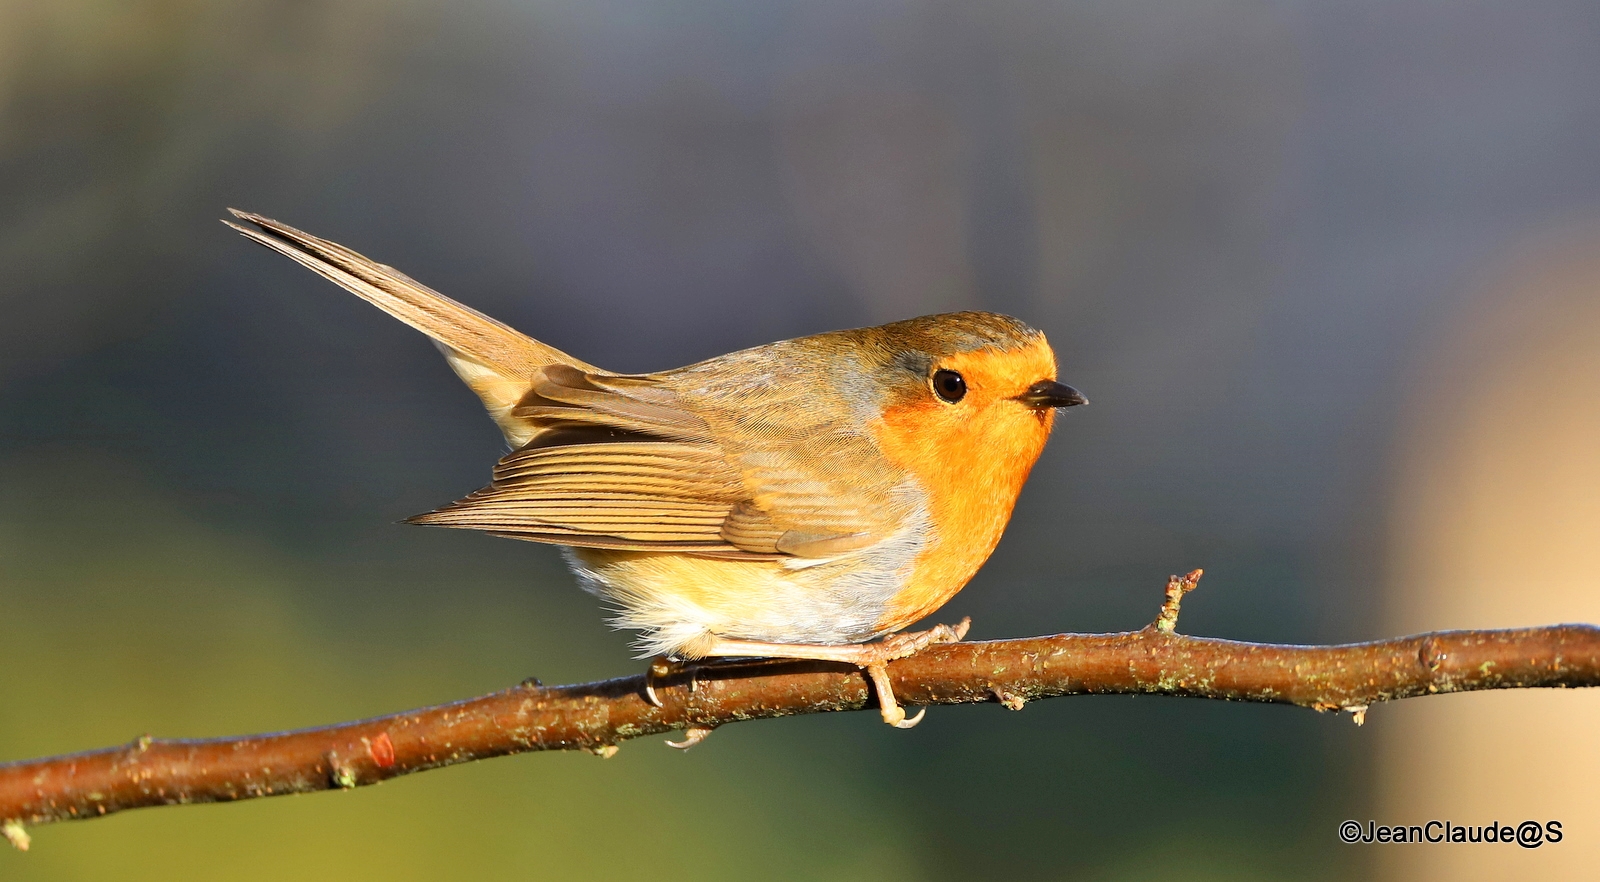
226, 210, 1087, 728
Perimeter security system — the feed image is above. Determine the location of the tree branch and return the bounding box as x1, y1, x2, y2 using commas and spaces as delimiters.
4, 571, 1597, 851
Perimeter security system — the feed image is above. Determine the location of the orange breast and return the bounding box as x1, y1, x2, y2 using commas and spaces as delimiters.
867, 355, 1054, 631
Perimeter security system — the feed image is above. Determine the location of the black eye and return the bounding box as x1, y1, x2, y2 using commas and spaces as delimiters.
932, 369, 966, 403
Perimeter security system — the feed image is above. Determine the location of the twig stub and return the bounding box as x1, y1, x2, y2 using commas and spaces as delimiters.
1151, 569, 1204, 633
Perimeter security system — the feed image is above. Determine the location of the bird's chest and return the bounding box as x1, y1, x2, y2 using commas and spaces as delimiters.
868, 402, 1048, 631
874, 466, 1026, 629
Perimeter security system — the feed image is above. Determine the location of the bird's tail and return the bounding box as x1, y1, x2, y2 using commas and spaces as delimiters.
225, 209, 589, 446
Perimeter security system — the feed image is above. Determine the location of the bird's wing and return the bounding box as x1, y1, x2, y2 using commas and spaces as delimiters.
710, 427, 911, 557
407, 441, 768, 556
225, 210, 591, 446
410, 438, 902, 560
409, 365, 913, 559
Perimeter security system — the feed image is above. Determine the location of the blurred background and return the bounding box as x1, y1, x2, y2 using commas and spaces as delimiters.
2, 1, 1597, 879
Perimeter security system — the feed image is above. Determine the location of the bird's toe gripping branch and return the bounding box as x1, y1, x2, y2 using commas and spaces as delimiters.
862, 616, 972, 728
663, 617, 975, 732
644, 656, 699, 709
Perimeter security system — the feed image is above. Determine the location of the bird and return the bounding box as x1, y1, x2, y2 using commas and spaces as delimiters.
225, 210, 1087, 728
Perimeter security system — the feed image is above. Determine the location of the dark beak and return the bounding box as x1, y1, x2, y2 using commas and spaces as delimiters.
1017, 380, 1088, 409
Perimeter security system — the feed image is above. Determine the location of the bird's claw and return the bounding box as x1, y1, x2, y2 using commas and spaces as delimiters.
666, 726, 715, 749
862, 617, 969, 726
891, 708, 927, 729
865, 661, 928, 728
941, 616, 973, 642
644, 656, 679, 708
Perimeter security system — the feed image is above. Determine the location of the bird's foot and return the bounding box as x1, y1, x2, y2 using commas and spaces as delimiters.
691, 616, 972, 728
855, 617, 970, 727
666, 726, 715, 750
643, 656, 699, 708
862, 663, 924, 728
867, 617, 972, 664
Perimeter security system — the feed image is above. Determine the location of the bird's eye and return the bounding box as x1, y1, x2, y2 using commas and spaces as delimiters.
931, 369, 966, 403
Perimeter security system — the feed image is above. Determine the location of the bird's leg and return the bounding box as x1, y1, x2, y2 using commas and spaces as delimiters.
693, 617, 971, 728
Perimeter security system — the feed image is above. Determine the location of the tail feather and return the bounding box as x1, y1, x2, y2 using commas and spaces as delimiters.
226, 209, 590, 445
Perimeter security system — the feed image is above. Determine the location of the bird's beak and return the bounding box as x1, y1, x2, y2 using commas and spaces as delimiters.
1017, 380, 1088, 409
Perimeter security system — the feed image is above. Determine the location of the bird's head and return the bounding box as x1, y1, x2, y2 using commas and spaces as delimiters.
863, 310, 1084, 425
851, 311, 1086, 502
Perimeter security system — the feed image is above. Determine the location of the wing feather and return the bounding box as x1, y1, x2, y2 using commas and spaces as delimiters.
408, 442, 777, 556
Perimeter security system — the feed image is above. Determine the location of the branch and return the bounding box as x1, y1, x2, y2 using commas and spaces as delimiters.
4, 571, 1597, 851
